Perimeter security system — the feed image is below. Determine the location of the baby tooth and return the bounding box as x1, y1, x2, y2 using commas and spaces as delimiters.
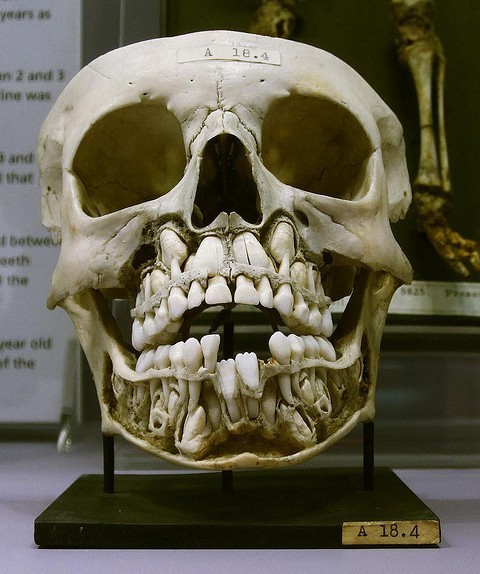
194, 236, 224, 276
184, 337, 203, 373
200, 334, 221, 373
273, 284, 294, 317
270, 221, 295, 265
269, 331, 291, 365
154, 299, 169, 332
234, 275, 260, 305
205, 276, 232, 305
292, 291, 309, 325
235, 352, 260, 392
232, 232, 272, 268
278, 373, 294, 404
288, 334, 305, 362
160, 228, 189, 269
168, 286, 188, 321
132, 317, 147, 351
314, 336, 336, 362
154, 344, 171, 369
151, 269, 166, 293
169, 341, 185, 372
187, 280, 205, 309
247, 398, 260, 419
308, 305, 323, 334
217, 358, 242, 423
136, 348, 155, 373
322, 308, 334, 337
143, 312, 157, 340
290, 261, 308, 288
257, 275, 274, 308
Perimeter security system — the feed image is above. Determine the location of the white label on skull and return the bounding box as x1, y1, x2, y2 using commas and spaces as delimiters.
177, 44, 281, 66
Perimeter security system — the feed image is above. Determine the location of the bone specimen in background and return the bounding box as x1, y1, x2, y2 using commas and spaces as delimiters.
249, 0, 299, 38
392, 0, 480, 277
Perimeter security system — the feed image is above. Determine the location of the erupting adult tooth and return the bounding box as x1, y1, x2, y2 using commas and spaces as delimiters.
235, 352, 260, 392
182, 405, 208, 442
187, 280, 205, 309
306, 263, 316, 293
257, 275, 274, 308
132, 317, 147, 351
314, 336, 336, 362
232, 232, 272, 268
234, 275, 259, 305
205, 276, 232, 304
151, 269, 167, 293
290, 261, 308, 287
200, 334, 220, 373
136, 348, 155, 372
270, 221, 295, 265
168, 286, 188, 321
160, 228, 189, 269
299, 378, 315, 406
269, 331, 294, 404
247, 398, 260, 419
322, 308, 334, 337
194, 236, 225, 275
308, 305, 323, 334
217, 358, 242, 423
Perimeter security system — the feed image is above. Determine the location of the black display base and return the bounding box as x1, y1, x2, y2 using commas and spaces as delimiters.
34, 468, 440, 549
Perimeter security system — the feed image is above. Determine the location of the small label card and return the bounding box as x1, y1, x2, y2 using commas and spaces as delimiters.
178, 44, 281, 66
342, 520, 441, 546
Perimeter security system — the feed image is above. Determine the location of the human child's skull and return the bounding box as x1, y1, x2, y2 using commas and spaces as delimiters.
38, 31, 412, 469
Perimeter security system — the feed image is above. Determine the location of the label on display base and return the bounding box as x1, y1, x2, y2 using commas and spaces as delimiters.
342, 520, 441, 546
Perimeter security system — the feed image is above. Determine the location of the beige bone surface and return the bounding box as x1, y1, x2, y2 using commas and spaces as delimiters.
392, 0, 480, 276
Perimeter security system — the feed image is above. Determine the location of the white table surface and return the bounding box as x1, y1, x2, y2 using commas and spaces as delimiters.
1, 435, 479, 574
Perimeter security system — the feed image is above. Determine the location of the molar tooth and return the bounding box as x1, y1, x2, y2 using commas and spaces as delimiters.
187, 280, 205, 309
269, 331, 290, 364
232, 232, 272, 268
205, 276, 232, 305
160, 228, 189, 269
314, 336, 336, 362
151, 269, 167, 293
234, 352, 260, 392
154, 345, 171, 369
257, 275, 274, 308
270, 221, 295, 265
200, 334, 221, 373
132, 317, 147, 351
234, 275, 260, 305
217, 358, 242, 423
168, 286, 188, 321
193, 236, 225, 276
136, 348, 155, 373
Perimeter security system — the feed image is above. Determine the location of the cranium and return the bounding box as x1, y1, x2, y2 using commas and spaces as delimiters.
38, 31, 412, 469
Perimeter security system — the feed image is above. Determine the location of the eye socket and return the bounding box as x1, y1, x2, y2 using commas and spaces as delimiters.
72, 104, 186, 217
262, 95, 373, 200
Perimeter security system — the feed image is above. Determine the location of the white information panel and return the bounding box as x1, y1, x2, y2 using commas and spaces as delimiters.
0, 1, 81, 423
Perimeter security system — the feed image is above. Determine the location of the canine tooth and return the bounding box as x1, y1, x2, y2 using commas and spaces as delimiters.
160, 228, 189, 269
273, 284, 294, 317
232, 232, 271, 268
143, 273, 153, 300
168, 286, 188, 320
182, 405, 208, 442
247, 398, 260, 419
314, 336, 336, 362
205, 276, 232, 304
143, 312, 157, 340
154, 298, 169, 331
217, 358, 242, 423
308, 305, 323, 334
154, 345, 171, 369
234, 275, 260, 305
136, 348, 155, 372
269, 331, 290, 364
187, 280, 205, 309
292, 291, 309, 325
290, 261, 308, 287
170, 257, 182, 279
194, 236, 224, 276
132, 317, 147, 351
151, 269, 167, 293
235, 352, 260, 391
257, 275, 274, 308
322, 308, 334, 337
200, 334, 221, 373
270, 221, 295, 265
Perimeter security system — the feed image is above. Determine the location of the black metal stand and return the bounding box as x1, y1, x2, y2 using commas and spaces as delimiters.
363, 421, 375, 491
103, 434, 115, 494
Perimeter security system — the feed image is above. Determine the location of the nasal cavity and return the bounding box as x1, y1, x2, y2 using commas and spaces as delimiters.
191, 134, 261, 228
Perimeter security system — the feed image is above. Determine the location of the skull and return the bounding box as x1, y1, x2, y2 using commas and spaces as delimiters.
38, 31, 412, 469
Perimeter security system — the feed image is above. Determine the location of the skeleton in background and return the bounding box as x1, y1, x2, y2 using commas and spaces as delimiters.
38, 31, 411, 469
392, 0, 480, 276
250, 0, 299, 39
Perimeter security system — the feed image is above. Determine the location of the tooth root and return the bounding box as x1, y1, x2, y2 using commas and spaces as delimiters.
314, 336, 336, 362
143, 312, 157, 340
183, 337, 203, 373
278, 373, 294, 404
203, 381, 222, 430
232, 232, 272, 268
132, 317, 147, 351
290, 261, 308, 287
269, 331, 291, 364
270, 221, 295, 265
188, 380, 202, 410
135, 348, 155, 373
247, 398, 260, 419
234, 275, 260, 305
168, 286, 188, 320
160, 228, 189, 269
322, 308, 334, 337
187, 280, 205, 309
154, 345, 171, 369
201, 334, 221, 373
257, 275, 274, 308
182, 405, 208, 442
151, 269, 167, 293
308, 305, 323, 335
193, 236, 225, 275
235, 352, 260, 392
205, 276, 232, 305
217, 358, 242, 423
261, 382, 277, 425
